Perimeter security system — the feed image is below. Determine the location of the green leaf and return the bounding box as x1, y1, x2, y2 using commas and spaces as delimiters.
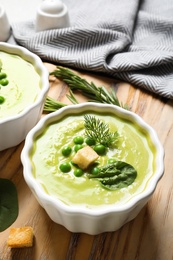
0, 179, 18, 232
89, 161, 137, 190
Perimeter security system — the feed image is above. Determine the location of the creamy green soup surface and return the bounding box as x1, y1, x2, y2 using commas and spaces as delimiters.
0, 51, 41, 118
30, 112, 156, 209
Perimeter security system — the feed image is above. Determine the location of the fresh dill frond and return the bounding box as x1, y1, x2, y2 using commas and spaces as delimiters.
84, 115, 118, 147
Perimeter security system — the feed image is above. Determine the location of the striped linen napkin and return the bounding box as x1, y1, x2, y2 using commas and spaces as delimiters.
12, 0, 173, 99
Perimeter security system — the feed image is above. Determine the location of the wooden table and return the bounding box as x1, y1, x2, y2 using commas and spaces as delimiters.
0, 63, 173, 260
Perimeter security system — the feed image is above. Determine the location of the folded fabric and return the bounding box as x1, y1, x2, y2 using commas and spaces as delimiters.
12, 0, 173, 99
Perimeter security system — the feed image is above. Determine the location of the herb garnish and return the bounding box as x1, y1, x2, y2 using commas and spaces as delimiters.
89, 161, 137, 190
44, 96, 67, 112
44, 66, 128, 113
0, 179, 18, 232
84, 115, 118, 147
59, 114, 137, 190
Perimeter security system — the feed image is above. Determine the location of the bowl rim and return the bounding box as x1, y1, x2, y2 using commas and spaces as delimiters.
0, 42, 49, 124
21, 102, 164, 216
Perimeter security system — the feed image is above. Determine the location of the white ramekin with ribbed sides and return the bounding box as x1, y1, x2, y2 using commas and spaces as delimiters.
0, 43, 49, 151
21, 103, 164, 235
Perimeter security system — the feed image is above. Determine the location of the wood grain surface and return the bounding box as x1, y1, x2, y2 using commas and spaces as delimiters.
0, 63, 173, 260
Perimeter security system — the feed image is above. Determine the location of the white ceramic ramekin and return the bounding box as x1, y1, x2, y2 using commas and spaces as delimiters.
21, 103, 164, 235
0, 43, 49, 151
0, 5, 11, 42
35, 0, 70, 32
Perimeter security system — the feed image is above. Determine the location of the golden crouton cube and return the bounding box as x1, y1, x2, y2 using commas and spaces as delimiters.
7, 226, 34, 248
72, 145, 99, 169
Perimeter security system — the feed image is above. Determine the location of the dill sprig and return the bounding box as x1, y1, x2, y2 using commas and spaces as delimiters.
43, 66, 128, 113
84, 115, 118, 147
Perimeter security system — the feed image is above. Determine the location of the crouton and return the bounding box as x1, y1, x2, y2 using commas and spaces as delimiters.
7, 226, 34, 248
72, 145, 99, 169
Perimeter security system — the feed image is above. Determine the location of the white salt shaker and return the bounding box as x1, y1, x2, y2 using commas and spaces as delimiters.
35, 0, 70, 32
0, 5, 11, 42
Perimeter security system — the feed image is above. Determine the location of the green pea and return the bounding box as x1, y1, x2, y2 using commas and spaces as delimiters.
0, 78, 9, 86
94, 144, 106, 155
71, 160, 78, 166
74, 168, 84, 177
61, 146, 72, 156
91, 167, 100, 175
73, 136, 84, 144
74, 144, 83, 152
108, 158, 117, 164
85, 137, 96, 146
0, 72, 7, 79
59, 162, 71, 173
0, 96, 5, 104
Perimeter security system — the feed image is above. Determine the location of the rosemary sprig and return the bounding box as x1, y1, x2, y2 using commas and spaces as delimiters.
43, 90, 79, 113
84, 115, 118, 147
66, 89, 79, 104
44, 96, 67, 113
43, 66, 128, 113
50, 66, 126, 107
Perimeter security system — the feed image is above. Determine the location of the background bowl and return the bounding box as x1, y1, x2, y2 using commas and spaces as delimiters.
21, 103, 164, 235
0, 43, 49, 151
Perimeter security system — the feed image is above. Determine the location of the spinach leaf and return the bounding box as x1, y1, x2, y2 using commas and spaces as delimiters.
89, 161, 137, 190
0, 179, 18, 232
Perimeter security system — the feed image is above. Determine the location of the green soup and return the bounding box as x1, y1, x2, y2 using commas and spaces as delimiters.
30, 112, 156, 209
0, 51, 41, 119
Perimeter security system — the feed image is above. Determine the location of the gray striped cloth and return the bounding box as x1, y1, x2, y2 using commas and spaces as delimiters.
12, 0, 173, 99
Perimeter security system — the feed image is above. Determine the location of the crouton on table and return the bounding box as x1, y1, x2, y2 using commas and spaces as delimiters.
7, 226, 34, 248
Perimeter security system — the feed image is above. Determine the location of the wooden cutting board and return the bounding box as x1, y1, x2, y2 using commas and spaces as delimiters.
0, 63, 173, 260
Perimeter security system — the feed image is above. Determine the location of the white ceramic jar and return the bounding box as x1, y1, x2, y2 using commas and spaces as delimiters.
35, 0, 70, 32
0, 5, 11, 42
